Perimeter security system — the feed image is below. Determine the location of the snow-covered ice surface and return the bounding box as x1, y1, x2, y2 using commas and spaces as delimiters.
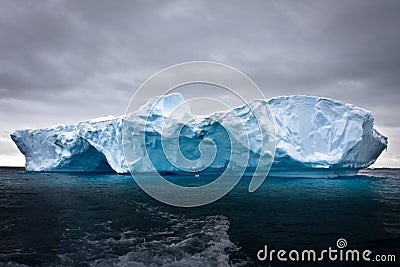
11, 94, 388, 177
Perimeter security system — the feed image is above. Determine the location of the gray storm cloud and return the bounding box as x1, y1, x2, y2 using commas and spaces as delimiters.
0, 0, 399, 167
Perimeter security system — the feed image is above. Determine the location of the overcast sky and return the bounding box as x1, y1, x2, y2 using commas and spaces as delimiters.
1, 0, 399, 167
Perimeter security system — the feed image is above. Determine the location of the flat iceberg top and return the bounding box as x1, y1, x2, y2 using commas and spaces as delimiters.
11, 94, 388, 177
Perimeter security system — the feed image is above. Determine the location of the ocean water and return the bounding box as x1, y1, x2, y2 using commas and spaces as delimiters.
0, 168, 399, 266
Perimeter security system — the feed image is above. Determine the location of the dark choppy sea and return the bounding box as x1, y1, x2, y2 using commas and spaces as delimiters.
0, 168, 399, 266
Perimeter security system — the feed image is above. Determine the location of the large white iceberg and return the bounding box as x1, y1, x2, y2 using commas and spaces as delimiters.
11, 94, 388, 177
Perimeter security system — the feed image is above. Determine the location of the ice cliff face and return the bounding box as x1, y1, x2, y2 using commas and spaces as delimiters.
11, 94, 388, 177
268, 96, 387, 173
10, 116, 126, 173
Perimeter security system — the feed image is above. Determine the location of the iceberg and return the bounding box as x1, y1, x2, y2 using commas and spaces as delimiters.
11, 94, 388, 177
